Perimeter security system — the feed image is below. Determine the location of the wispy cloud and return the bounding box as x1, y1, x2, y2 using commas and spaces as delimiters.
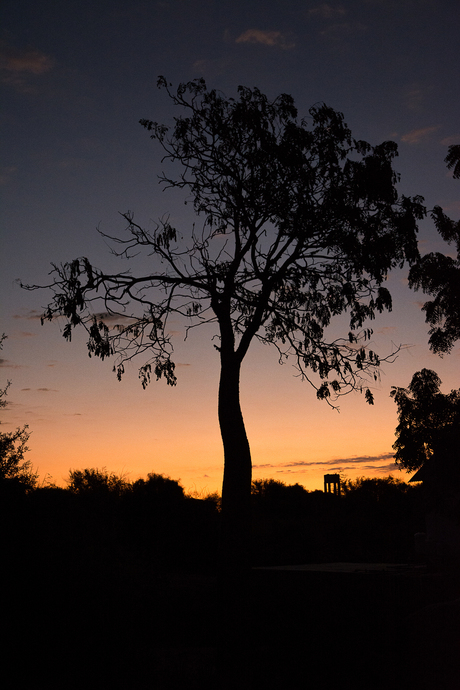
305, 3, 367, 45
253, 452, 395, 471
271, 462, 400, 476
307, 452, 395, 467
13, 309, 137, 327
319, 21, 367, 38
235, 29, 295, 50
401, 126, 439, 144
441, 135, 460, 147
0, 358, 23, 369
92, 312, 138, 326
12, 309, 43, 321
404, 87, 425, 110
0, 40, 53, 92
373, 463, 400, 473
375, 326, 397, 336
21, 387, 58, 393
307, 4, 346, 19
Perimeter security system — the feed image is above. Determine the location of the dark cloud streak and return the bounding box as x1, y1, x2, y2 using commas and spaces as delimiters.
253, 453, 395, 471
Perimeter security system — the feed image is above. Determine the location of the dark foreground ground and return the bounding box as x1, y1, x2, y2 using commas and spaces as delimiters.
3, 554, 460, 690
2, 486, 458, 689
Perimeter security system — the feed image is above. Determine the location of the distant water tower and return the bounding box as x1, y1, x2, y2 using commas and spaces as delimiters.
324, 474, 341, 495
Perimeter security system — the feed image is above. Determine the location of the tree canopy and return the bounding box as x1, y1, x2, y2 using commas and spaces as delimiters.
391, 368, 460, 473
408, 144, 460, 354
25, 79, 426, 564
31, 78, 424, 403
66, 467, 130, 497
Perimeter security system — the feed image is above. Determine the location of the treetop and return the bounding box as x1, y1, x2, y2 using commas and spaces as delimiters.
25, 78, 426, 405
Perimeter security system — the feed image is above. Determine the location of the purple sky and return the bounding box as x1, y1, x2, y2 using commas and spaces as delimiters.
1, 0, 459, 492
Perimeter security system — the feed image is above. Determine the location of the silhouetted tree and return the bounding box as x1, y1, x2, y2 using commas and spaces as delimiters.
67, 467, 130, 497
25, 78, 425, 566
338, 476, 422, 561
0, 425, 36, 490
251, 479, 309, 513
0, 335, 8, 412
340, 475, 411, 500
391, 369, 460, 475
0, 334, 37, 491
409, 146, 460, 354
131, 472, 185, 501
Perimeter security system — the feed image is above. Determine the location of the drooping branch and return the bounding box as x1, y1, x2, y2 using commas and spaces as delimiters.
23, 78, 425, 404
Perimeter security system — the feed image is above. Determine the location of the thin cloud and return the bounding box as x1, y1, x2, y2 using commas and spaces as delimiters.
0, 359, 23, 369
253, 452, 395, 471
12, 309, 43, 321
319, 22, 367, 37
404, 87, 425, 110
235, 29, 295, 49
375, 326, 397, 336
320, 452, 395, 466
15, 309, 138, 327
307, 4, 346, 19
373, 463, 401, 473
401, 127, 438, 144
93, 312, 120, 322
92, 312, 138, 325
0, 41, 53, 92
271, 461, 400, 477
441, 135, 460, 147
0, 45, 52, 74
441, 201, 460, 214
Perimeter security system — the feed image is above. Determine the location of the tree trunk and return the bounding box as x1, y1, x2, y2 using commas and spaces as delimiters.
216, 349, 254, 688
218, 350, 252, 572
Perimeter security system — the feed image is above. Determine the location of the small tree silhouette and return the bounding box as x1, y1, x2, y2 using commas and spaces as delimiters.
67, 467, 130, 497
0, 334, 37, 492
131, 472, 185, 501
391, 369, 460, 474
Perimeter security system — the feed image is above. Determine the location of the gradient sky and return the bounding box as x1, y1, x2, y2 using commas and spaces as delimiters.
1, 0, 459, 494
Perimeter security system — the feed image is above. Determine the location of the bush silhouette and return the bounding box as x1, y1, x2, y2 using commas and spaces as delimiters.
131, 472, 185, 501
67, 466, 130, 497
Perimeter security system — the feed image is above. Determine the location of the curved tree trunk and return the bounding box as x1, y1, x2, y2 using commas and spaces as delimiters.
216, 349, 253, 687
218, 348, 252, 572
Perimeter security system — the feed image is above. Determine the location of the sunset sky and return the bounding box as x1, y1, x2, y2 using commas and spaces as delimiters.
1, 0, 459, 494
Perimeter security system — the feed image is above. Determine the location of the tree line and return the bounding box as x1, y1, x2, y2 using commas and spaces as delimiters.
0, 460, 427, 567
